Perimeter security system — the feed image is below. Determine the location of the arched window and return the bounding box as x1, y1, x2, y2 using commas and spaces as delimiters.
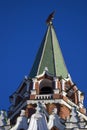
40, 86, 53, 94
39, 79, 53, 95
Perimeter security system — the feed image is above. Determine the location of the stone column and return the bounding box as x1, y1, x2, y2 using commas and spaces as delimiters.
54, 77, 58, 89
53, 77, 59, 94
78, 90, 83, 108
31, 78, 37, 95
32, 78, 37, 90
61, 79, 67, 96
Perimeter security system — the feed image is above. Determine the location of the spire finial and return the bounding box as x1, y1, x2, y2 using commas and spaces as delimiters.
46, 11, 55, 25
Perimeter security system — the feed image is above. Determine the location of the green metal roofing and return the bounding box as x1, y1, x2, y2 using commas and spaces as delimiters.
29, 23, 68, 78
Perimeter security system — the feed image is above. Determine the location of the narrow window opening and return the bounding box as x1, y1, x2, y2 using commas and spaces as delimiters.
40, 86, 53, 94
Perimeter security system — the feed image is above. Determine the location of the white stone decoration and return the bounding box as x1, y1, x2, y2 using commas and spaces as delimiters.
10, 110, 28, 130
78, 115, 86, 128
65, 106, 87, 129
54, 77, 58, 89
85, 124, 87, 128
47, 108, 65, 130
44, 67, 48, 71
32, 78, 37, 90
0, 111, 7, 127
1, 102, 87, 130
67, 73, 73, 84
53, 77, 60, 94
53, 89, 59, 94
31, 78, 37, 95
78, 91, 84, 108
61, 79, 67, 96
38, 102, 49, 118
24, 75, 28, 80
28, 103, 48, 130
65, 106, 79, 129
69, 107, 79, 122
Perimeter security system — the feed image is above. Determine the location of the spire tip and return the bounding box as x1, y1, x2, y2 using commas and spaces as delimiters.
46, 11, 55, 25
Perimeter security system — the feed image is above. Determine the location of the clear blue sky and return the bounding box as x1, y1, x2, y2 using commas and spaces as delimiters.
0, 0, 87, 110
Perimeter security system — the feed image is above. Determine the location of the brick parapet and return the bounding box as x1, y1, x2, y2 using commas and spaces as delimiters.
30, 95, 35, 100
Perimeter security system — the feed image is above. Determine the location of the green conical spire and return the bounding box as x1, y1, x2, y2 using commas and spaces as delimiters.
29, 20, 68, 78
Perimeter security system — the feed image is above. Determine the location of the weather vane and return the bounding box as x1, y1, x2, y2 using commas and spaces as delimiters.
46, 11, 55, 25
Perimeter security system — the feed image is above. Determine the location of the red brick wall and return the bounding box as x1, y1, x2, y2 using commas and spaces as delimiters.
79, 108, 86, 114
46, 103, 57, 115
30, 95, 35, 99
45, 103, 70, 120
35, 82, 39, 94
59, 104, 70, 119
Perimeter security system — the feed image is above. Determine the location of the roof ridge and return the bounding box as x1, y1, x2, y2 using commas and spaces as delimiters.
37, 27, 50, 75
50, 24, 68, 77
50, 24, 56, 76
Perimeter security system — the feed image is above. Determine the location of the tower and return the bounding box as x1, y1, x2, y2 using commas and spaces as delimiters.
8, 13, 87, 129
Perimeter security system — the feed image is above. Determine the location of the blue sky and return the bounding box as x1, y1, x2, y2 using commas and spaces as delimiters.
0, 0, 87, 110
